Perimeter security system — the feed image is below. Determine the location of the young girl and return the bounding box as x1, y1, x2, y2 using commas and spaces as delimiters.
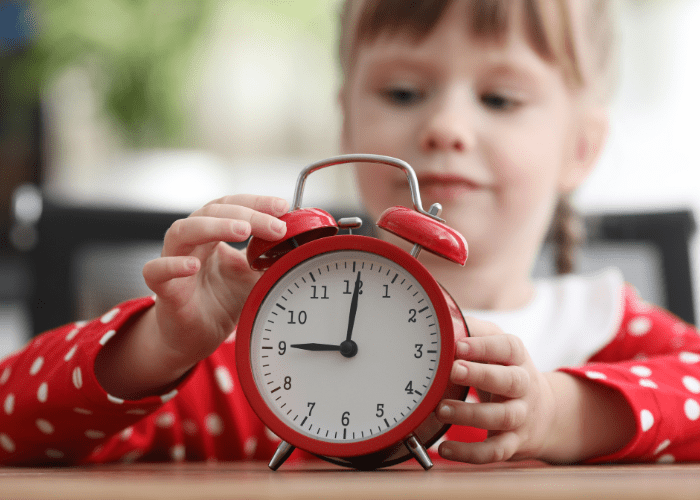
2, 0, 700, 466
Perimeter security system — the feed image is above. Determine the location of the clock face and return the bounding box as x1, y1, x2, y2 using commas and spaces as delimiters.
249, 248, 442, 448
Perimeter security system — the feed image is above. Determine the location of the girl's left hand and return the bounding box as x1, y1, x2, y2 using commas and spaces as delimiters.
435, 316, 558, 463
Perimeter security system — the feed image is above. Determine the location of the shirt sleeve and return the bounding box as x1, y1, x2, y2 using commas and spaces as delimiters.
0, 297, 280, 465
558, 285, 700, 463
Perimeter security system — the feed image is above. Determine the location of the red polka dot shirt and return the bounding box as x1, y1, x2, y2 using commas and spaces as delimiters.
1, 285, 700, 466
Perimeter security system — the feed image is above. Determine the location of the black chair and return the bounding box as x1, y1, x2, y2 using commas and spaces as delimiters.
11, 191, 697, 335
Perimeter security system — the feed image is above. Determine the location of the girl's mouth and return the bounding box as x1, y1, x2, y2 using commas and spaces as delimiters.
414, 173, 482, 201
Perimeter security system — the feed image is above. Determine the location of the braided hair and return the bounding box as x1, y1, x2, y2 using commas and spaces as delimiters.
551, 196, 585, 274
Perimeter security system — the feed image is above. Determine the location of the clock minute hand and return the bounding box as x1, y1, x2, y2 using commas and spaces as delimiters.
346, 271, 361, 342
290, 343, 341, 351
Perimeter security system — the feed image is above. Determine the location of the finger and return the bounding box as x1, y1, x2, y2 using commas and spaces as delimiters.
450, 360, 529, 398
439, 432, 520, 464
203, 194, 288, 216
455, 332, 527, 367
190, 203, 287, 241
436, 398, 527, 431
162, 217, 251, 256
143, 256, 199, 295
215, 241, 259, 281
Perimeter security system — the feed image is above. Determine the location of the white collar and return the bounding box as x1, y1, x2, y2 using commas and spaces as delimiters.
461, 267, 625, 371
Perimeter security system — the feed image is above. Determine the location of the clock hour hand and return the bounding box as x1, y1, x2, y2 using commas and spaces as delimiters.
290, 343, 341, 351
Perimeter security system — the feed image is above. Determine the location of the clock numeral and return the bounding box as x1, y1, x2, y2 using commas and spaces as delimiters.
310, 285, 329, 299
307, 402, 316, 416
405, 381, 414, 395
382, 285, 390, 298
414, 344, 423, 358
278, 341, 286, 355
408, 309, 417, 323
287, 310, 307, 325
341, 411, 350, 427
375, 403, 384, 418
284, 376, 292, 390
343, 280, 363, 295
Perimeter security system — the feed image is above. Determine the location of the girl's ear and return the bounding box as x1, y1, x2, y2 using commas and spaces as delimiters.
559, 106, 609, 193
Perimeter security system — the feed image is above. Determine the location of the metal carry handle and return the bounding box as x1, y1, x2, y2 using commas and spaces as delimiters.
291, 154, 445, 223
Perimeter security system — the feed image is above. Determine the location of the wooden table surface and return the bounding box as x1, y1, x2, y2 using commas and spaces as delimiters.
2, 461, 700, 500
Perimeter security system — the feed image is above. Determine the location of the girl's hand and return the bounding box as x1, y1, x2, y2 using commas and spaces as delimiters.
435, 316, 558, 463
143, 194, 289, 368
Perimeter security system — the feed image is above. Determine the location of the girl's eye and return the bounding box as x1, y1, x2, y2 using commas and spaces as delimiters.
381, 87, 425, 106
481, 93, 520, 111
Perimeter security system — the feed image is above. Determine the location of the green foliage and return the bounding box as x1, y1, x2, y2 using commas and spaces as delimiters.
13, 0, 215, 146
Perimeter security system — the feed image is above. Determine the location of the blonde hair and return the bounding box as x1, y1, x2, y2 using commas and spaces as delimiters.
338, 0, 619, 274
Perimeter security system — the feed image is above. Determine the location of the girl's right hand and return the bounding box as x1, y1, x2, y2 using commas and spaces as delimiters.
143, 194, 289, 369
95, 195, 289, 399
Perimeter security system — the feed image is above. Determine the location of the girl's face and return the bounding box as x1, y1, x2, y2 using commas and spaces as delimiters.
342, 2, 596, 272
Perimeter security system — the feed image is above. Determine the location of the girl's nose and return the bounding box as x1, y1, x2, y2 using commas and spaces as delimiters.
420, 97, 475, 153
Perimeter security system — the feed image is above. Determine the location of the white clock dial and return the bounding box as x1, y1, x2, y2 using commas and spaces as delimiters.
250, 250, 441, 443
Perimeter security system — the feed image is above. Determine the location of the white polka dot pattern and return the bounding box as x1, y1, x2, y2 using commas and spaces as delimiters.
65, 327, 81, 342
170, 444, 186, 462
72, 367, 83, 389
630, 366, 652, 378
45, 449, 64, 459
29, 357, 44, 376
657, 454, 675, 464
640, 410, 654, 432
160, 389, 178, 403
639, 379, 658, 389
120, 427, 133, 440
628, 317, 652, 336
121, 450, 142, 463
3, 393, 14, 415
99, 330, 117, 346
85, 430, 106, 439
64, 345, 77, 362
37, 382, 48, 403
683, 376, 700, 394
36, 419, 54, 434
0, 366, 10, 385
680, 352, 700, 364
0, 433, 15, 453
684, 399, 700, 421
585, 371, 606, 380
205, 413, 223, 436
244, 437, 258, 457
107, 394, 124, 405
156, 412, 175, 428
100, 308, 120, 324
654, 439, 671, 455
215, 366, 234, 394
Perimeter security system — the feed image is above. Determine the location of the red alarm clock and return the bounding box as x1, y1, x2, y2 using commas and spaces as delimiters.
236, 154, 470, 470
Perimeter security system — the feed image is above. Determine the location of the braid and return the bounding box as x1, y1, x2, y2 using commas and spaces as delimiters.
552, 196, 584, 274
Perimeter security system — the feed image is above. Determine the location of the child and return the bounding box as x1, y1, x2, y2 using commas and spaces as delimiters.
2, 0, 700, 466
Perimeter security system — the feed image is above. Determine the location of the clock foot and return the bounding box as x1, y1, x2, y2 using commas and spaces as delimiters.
269, 441, 295, 471
404, 434, 433, 470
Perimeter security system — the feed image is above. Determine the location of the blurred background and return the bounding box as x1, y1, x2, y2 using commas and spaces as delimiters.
1, 0, 700, 357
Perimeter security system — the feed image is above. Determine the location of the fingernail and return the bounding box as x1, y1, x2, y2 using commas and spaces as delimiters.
274, 199, 287, 213
186, 258, 198, 270
452, 363, 467, 380
438, 403, 453, 419
456, 340, 469, 356
271, 219, 286, 233
440, 445, 453, 459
